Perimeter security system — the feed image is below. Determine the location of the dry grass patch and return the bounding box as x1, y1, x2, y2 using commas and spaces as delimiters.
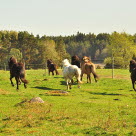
0, 89, 11, 95
41, 90, 69, 96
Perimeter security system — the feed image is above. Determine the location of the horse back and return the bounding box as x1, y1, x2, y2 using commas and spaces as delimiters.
11, 62, 25, 76
81, 62, 95, 73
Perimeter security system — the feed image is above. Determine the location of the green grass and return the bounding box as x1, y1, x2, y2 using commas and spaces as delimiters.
0, 69, 136, 136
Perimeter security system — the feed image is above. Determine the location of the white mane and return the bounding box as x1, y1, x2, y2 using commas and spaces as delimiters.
62, 59, 71, 67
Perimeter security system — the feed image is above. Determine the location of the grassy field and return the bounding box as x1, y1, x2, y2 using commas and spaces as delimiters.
0, 69, 136, 136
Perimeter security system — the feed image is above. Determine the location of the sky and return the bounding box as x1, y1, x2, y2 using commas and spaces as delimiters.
0, 0, 136, 36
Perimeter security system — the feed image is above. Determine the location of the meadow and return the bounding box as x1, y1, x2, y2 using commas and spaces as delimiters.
0, 69, 136, 136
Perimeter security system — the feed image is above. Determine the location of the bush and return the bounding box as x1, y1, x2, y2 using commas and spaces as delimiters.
104, 57, 125, 69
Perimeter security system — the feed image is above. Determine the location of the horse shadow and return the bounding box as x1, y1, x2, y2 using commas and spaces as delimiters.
60, 81, 66, 85
89, 92, 122, 96
60, 80, 78, 86
54, 77, 63, 79
32, 86, 60, 90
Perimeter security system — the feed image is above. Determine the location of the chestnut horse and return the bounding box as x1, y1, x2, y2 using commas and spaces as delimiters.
8, 57, 28, 90
129, 60, 136, 91
81, 56, 98, 83
47, 59, 59, 75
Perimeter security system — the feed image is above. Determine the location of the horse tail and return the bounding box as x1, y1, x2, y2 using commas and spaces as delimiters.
54, 64, 59, 75
75, 68, 82, 83
20, 67, 28, 84
55, 69, 59, 75
20, 74, 28, 84
55, 66, 59, 75
20, 77, 28, 84
90, 65, 99, 82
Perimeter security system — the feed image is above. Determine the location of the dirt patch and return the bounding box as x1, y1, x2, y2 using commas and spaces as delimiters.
100, 75, 130, 80
0, 89, 11, 95
41, 90, 69, 96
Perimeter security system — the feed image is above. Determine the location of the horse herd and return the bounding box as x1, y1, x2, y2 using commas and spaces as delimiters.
8, 56, 136, 91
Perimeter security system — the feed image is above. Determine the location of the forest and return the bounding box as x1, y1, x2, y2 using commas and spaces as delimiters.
0, 30, 136, 69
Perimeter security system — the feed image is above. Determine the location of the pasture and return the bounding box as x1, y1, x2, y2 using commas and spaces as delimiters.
0, 69, 136, 136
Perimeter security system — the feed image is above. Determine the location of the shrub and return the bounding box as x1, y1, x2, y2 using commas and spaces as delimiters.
104, 57, 125, 69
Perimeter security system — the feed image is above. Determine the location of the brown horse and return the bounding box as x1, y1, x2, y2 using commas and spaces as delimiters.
47, 59, 59, 75
71, 55, 81, 68
129, 60, 136, 91
81, 56, 98, 83
8, 57, 28, 90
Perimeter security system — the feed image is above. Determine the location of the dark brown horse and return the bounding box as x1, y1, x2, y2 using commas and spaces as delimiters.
129, 60, 136, 91
81, 56, 98, 83
47, 59, 59, 75
8, 57, 28, 90
71, 55, 81, 68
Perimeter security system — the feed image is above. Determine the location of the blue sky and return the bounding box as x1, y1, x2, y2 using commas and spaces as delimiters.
0, 0, 136, 36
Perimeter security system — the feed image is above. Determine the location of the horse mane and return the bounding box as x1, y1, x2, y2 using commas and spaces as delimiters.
71, 55, 81, 68
8, 57, 18, 69
71, 55, 80, 61
62, 59, 71, 67
47, 59, 53, 67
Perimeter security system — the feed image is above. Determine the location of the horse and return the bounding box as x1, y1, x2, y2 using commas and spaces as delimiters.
71, 55, 81, 68
129, 60, 136, 73
8, 56, 28, 90
62, 59, 82, 90
81, 56, 98, 83
129, 59, 136, 91
47, 59, 59, 75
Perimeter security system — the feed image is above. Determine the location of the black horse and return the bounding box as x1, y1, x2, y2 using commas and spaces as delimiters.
47, 59, 59, 75
8, 57, 28, 90
71, 55, 81, 68
129, 59, 136, 91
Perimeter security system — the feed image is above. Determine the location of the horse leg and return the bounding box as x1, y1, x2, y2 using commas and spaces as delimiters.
69, 80, 72, 89
52, 71, 54, 76
18, 78, 21, 85
15, 76, 19, 90
94, 75, 97, 82
10, 75, 14, 87
24, 82, 27, 88
66, 79, 69, 90
132, 80, 136, 91
87, 74, 91, 83
81, 72, 83, 81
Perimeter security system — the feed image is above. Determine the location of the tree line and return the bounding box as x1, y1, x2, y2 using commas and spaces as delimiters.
0, 30, 136, 69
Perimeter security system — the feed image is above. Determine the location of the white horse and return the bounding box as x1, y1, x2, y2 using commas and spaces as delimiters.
62, 59, 82, 90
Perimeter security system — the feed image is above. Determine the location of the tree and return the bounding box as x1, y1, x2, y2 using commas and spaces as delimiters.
56, 39, 70, 64
39, 40, 59, 65
105, 32, 136, 68
9, 48, 22, 61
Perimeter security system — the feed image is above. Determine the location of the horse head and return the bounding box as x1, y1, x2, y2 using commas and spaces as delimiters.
47, 59, 53, 67
8, 56, 17, 69
62, 59, 71, 67
129, 59, 136, 73
82, 56, 91, 63
72, 55, 79, 61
